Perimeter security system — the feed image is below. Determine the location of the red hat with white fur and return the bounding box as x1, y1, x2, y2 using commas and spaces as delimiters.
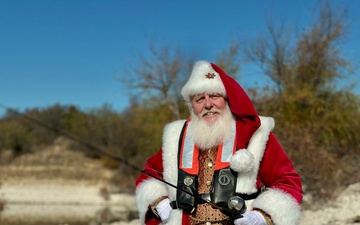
181, 60, 226, 102
182, 60, 261, 149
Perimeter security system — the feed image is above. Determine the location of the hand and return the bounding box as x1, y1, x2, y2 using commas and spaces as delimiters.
155, 198, 172, 223
233, 211, 267, 225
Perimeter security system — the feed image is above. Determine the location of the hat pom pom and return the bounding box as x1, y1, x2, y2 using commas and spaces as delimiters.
230, 149, 255, 172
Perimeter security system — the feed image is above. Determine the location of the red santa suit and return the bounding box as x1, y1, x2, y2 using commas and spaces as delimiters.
135, 61, 302, 225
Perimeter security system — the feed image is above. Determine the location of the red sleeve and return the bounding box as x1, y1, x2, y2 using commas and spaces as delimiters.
135, 149, 165, 225
135, 148, 164, 187
258, 133, 303, 204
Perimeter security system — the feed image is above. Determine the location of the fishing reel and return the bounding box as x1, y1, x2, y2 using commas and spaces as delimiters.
220, 196, 247, 220
228, 196, 247, 217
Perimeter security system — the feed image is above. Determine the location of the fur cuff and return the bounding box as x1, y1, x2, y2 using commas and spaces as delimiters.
252, 188, 301, 225
230, 149, 255, 172
135, 178, 168, 224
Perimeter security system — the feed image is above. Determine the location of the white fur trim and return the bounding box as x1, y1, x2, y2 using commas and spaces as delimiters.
181, 60, 226, 102
235, 116, 275, 194
230, 149, 255, 172
162, 120, 186, 201
162, 120, 187, 225
158, 117, 277, 224
252, 188, 301, 225
135, 179, 168, 225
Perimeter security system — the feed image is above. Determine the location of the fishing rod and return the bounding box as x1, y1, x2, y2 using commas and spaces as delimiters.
0, 103, 178, 189
0, 103, 246, 218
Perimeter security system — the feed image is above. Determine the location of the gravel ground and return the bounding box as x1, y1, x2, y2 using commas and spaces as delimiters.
300, 182, 360, 225
3, 141, 357, 224
1, 182, 359, 225
0, 183, 137, 225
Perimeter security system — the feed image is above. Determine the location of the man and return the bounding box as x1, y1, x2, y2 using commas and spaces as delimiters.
135, 60, 302, 225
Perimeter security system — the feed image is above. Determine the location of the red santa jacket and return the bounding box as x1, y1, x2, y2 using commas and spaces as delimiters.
135, 116, 303, 225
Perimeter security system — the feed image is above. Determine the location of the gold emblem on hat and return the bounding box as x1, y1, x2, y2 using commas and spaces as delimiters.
205, 73, 216, 79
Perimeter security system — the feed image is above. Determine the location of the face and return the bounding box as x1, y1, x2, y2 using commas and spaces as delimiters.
191, 92, 227, 125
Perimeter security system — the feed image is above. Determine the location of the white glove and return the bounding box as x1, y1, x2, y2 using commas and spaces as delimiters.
234, 211, 267, 225
155, 198, 172, 223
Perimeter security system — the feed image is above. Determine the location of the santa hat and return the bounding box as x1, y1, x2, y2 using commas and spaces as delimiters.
182, 60, 261, 149
181, 60, 226, 102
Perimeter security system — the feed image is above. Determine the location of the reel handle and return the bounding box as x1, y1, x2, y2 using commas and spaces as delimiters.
227, 196, 247, 219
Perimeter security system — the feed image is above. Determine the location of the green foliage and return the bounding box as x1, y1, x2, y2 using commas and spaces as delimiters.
0, 119, 35, 155
254, 86, 360, 197
0, 0, 359, 203
0, 101, 184, 175
123, 97, 188, 159
245, 0, 360, 201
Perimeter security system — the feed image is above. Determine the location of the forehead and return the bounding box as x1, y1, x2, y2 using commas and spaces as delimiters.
194, 92, 223, 96
191, 92, 224, 99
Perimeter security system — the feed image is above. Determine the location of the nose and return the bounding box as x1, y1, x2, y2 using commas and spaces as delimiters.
204, 96, 213, 109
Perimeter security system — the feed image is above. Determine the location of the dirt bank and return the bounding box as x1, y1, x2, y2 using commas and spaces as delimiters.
0, 141, 359, 225
0, 182, 138, 225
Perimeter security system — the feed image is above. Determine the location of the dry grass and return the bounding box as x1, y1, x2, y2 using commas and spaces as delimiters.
0, 137, 115, 186
0, 217, 89, 225
0, 137, 138, 193
276, 126, 360, 205
0, 138, 137, 224
0, 137, 118, 202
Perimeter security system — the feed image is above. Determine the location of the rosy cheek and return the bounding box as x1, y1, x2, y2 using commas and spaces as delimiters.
192, 104, 202, 115
217, 100, 227, 109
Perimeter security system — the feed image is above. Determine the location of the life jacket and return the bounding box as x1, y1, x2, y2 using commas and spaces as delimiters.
171, 120, 238, 213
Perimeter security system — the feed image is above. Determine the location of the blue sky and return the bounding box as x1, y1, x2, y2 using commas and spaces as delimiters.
1, 0, 360, 116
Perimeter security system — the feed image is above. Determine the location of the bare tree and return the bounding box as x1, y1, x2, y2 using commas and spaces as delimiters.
216, 40, 241, 79
243, 21, 292, 96
123, 41, 241, 119
243, 0, 360, 200
294, 0, 351, 92
123, 44, 196, 119
244, 0, 352, 96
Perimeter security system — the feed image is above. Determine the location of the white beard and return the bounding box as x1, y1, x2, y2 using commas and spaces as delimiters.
189, 104, 235, 150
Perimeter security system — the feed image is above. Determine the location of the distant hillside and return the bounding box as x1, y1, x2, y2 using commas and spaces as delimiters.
0, 137, 115, 186
0, 137, 138, 225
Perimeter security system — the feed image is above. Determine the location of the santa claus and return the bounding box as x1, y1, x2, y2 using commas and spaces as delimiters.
135, 60, 302, 225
